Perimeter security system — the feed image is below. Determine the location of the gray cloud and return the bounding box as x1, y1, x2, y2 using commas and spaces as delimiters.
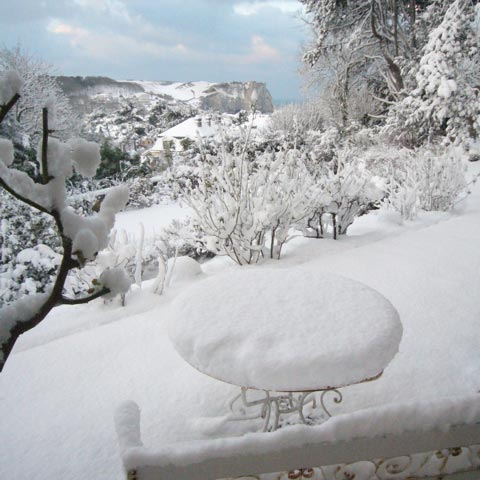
1, 0, 307, 101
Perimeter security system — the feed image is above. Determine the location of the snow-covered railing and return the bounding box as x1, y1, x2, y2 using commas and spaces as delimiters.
115, 395, 480, 480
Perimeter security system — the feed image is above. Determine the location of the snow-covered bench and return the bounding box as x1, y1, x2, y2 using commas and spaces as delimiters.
115, 395, 480, 480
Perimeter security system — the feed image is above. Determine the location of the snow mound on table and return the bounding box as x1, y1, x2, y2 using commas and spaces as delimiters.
167, 268, 402, 391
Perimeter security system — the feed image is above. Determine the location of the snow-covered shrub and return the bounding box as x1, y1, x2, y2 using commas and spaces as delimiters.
0, 245, 60, 304
159, 218, 211, 261
0, 190, 60, 260
413, 146, 468, 212
255, 150, 316, 258
163, 163, 201, 200
302, 141, 383, 239
66, 224, 169, 298
322, 157, 383, 238
126, 177, 158, 209
269, 100, 324, 140
307, 127, 341, 165
65, 227, 138, 304
382, 145, 468, 219
69, 220, 209, 300
184, 138, 315, 264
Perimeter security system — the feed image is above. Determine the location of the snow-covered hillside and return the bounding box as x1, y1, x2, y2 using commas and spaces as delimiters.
57, 76, 274, 153
126, 80, 214, 103
129, 79, 274, 112
59, 77, 273, 114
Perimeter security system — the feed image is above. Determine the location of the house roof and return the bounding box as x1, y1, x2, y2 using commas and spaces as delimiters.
146, 113, 271, 153
160, 116, 219, 140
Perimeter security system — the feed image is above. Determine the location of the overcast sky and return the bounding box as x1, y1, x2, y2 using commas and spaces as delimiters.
0, 0, 309, 102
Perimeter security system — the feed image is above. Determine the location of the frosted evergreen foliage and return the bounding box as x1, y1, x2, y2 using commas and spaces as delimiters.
389, 0, 479, 144
0, 244, 60, 304
0, 190, 60, 305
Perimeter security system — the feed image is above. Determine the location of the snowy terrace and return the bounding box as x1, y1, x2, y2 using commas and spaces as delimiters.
1, 164, 480, 479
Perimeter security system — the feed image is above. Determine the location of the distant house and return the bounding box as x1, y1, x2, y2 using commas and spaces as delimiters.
141, 114, 222, 165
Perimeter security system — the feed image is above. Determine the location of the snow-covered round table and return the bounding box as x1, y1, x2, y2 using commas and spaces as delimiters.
168, 267, 402, 431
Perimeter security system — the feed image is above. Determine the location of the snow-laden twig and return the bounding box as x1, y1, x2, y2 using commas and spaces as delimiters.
134, 223, 145, 288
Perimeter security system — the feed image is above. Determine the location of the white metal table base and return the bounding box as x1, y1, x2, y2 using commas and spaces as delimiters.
228, 387, 343, 432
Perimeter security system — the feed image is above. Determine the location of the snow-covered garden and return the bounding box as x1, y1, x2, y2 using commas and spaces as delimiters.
1, 0, 480, 479
1, 161, 480, 478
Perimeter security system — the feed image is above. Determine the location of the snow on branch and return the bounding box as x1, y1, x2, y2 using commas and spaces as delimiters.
0, 290, 51, 364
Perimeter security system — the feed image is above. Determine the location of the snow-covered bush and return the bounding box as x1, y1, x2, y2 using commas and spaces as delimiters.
321, 156, 382, 238
184, 136, 315, 264
67, 219, 210, 301
0, 73, 130, 370
349, 138, 472, 221
66, 224, 170, 300
0, 189, 62, 304
301, 141, 383, 239
0, 245, 61, 304
380, 145, 469, 219
159, 218, 211, 261
269, 100, 324, 140
260, 151, 316, 258
125, 177, 159, 209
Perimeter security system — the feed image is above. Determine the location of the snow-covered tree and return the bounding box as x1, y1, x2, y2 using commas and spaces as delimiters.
300, 0, 421, 98
387, 0, 479, 144
0, 44, 78, 142
0, 72, 130, 371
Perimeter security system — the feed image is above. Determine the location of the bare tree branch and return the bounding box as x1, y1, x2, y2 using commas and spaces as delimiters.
0, 93, 20, 123
59, 288, 110, 305
41, 107, 49, 183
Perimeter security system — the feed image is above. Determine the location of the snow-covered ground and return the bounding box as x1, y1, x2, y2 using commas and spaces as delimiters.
114, 202, 190, 237
1, 165, 479, 480
126, 80, 214, 104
